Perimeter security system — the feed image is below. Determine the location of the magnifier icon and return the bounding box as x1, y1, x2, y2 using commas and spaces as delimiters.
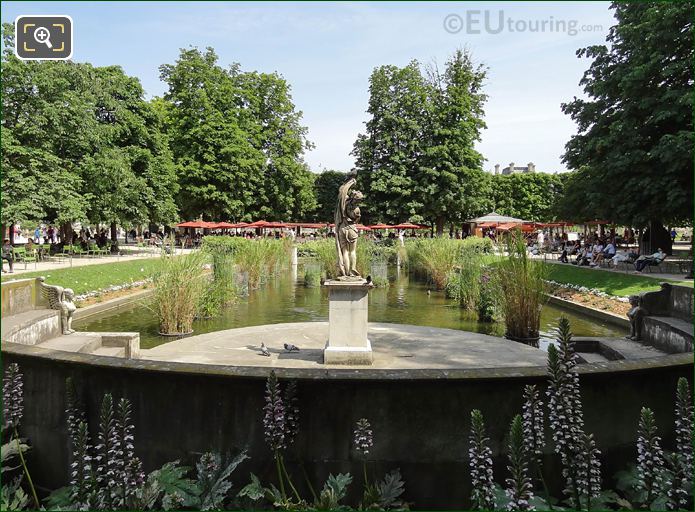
34, 26, 52, 48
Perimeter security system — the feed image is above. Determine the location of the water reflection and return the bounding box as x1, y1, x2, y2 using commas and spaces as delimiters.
77, 264, 623, 349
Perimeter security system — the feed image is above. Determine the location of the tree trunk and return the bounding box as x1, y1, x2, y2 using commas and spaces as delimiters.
435, 216, 445, 237
110, 222, 117, 241
8, 223, 14, 245
640, 220, 672, 256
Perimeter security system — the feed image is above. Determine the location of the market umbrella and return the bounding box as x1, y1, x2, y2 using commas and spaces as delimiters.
392, 222, 427, 230
468, 212, 526, 224
496, 222, 535, 232
368, 223, 394, 230
246, 220, 271, 228
176, 221, 209, 228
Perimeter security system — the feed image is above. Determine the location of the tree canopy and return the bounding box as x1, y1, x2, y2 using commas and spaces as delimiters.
313, 170, 346, 222
1, 24, 178, 231
561, 1, 693, 228
489, 172, 563, 222
158, 47, 316, 222
352, 49, 491, 233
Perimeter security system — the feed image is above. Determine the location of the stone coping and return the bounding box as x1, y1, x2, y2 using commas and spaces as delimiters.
73, 289, 153, 321
547, 295, 629, 328
3, 334, 691, 381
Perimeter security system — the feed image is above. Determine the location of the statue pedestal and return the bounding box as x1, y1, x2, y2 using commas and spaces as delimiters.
323, 279, 373, 365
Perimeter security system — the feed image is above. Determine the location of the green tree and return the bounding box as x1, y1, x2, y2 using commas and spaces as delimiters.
352, 61, 428, 224
352, 50, 490, 233
2, 24, 94, 231
490, 172, 563, 221
2, 24, 177, 241
237, 71, 316, 220
420, 49, 490, 234
312, 170, 345, 222
561, 2, 693, 229
81, 65, 179, 238
159, 47, 315, 222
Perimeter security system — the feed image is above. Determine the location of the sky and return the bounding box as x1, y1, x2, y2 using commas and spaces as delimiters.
2, 1, 617, 174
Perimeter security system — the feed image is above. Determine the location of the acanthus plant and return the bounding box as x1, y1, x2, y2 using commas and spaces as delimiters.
354, 417, 375, 503
468, 409, 496, 510
666, 377, 694, 510
505, 415, 534, 511
2, 363, 40, 509
262, 370, 301, 503
636, 407, 666, 506
546, 316, 601, 509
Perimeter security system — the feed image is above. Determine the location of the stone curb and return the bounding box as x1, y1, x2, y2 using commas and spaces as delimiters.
74, 289, 153, 322
548, 295, 629, 329
3, 338, 691, 381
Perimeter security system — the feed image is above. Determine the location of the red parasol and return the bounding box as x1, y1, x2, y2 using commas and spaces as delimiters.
176, 220, 216, 229
496, 222, 535, 232
392, 222, 427, 230
246, 220, 271, 228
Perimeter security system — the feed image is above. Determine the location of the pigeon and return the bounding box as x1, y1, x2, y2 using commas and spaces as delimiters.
366, 275, 372, 285
260, 342, 271, 357
427, 289, 431, 296
284, 343, 300, 352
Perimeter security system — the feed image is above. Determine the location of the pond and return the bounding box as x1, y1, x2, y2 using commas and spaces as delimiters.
76, 264, 624, 350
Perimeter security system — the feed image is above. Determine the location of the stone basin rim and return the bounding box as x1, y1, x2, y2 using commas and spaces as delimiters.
3, 320, 691, 380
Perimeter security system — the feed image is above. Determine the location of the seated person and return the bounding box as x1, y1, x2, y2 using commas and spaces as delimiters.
559, 242, 569, 263
573, 244, 589, 265
2, 239, 14, 273
592, 240, 615, 266
635, 248, 666, 272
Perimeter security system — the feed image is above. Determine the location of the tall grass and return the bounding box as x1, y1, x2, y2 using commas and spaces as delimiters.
202, 237, 292, 289
150, 251, 207, 334
445, 251, 484, 310
198, 251, 237, 317
406, 237, 495, 290
405, 238, 464, 289
492, 231, 548, 341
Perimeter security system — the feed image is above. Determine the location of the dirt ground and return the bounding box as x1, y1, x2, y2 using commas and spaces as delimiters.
551, 286, 630, 316
77, 284, 150, 307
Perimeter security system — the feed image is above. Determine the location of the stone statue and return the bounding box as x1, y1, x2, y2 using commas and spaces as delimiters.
626, 294, 647, 341
38, 276, 77, 334
335, 170, 364, 279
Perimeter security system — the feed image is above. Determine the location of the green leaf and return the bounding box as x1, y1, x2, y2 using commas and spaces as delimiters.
377, 469, 405, 508
150, 460, 199, 507
1, 441, 29, 473
237, 473, 266, 502
43, 486, 72, 509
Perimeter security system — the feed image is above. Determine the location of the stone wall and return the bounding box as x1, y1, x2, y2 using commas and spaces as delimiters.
1, 278, 46, 317
3, 345, 692, 509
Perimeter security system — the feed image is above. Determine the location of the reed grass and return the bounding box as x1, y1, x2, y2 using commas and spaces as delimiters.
201, 237, 292, 289
405, 238, 464, 289
149, 251, 207, 334
492, 231, 549, 340
445, 251, 483, 310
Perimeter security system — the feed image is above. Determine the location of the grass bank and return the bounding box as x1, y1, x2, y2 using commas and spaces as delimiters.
0, 258, 167, 296
546, 263, 692, 297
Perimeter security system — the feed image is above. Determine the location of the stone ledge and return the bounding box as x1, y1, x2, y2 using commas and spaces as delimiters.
73, 289, 153, 321
3, 337, 691, 381
547, 295, 629, 328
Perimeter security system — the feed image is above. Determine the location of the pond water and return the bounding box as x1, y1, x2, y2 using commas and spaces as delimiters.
77, 264, 623, 350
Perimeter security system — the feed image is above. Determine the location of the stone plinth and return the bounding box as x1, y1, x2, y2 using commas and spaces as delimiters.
323, 279, 373, 365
